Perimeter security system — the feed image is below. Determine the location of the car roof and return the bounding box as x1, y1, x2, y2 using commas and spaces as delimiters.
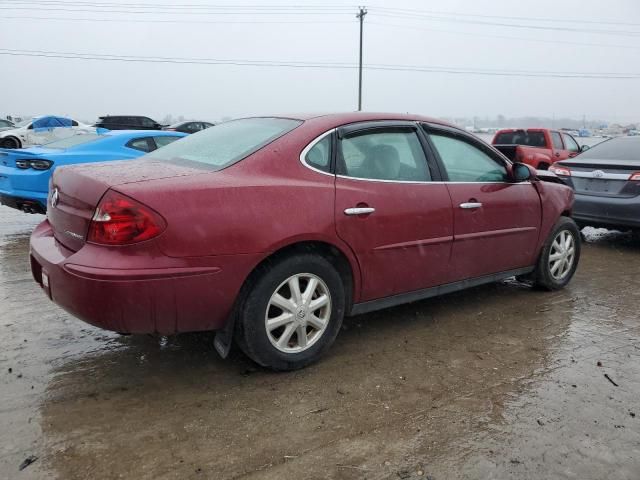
260, 112, 451, 125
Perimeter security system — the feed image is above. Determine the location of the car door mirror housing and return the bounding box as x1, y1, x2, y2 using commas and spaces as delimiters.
512, 162, 532, 182
580, 144, 590, 152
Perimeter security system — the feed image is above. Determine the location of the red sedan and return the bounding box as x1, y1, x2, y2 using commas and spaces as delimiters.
29, 113, 580, 370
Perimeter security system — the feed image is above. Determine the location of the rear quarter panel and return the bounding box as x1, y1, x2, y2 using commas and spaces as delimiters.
116, 130, 364, 301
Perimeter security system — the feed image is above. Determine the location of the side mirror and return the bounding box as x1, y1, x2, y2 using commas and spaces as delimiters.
580, 144, 590, 152
512, 162, 532, 182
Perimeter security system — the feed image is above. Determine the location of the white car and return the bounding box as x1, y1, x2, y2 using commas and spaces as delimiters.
0, 116, 95, 149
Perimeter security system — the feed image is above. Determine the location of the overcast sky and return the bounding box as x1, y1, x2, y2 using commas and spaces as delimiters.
1, 0, 639, 123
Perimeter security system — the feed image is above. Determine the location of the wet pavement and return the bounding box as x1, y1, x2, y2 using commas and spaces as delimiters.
1, 205, 639, 479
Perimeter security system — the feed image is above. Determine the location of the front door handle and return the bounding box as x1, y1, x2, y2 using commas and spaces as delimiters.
459, 202, 482, 209
344, 207, 375, 216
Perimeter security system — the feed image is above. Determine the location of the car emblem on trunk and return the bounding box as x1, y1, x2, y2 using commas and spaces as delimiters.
592, 170, 605, 178
51, 188, 59, 208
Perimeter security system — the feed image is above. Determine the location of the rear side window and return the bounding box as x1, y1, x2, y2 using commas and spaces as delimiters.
429, 133, 508, 182
141, 117, 156, 128
127, 137, 153, 152
338, 129, 430, 182
305, 134, 331, 173
551, 132, 564, 150
146, 117, 302, 170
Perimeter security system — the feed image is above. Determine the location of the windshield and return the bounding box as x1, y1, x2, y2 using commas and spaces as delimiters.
577, 137, 639, 161
146, 117, 302, 169
42, 133, 103, 149
494, 130, 547, 148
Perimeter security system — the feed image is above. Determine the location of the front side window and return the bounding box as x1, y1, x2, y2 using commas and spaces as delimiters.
146, 117, 302, 170
562, 133, 580, 153
338, 129, 430, 182
304, 134, 331, 173
551, 131, 564, 150
429, 133, 508, 182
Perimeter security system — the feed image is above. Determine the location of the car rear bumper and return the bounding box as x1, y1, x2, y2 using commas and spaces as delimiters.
573, 193, 640, 230
29, 220, 262, 334
0, 165, 50, 209
0, 192, 47, 213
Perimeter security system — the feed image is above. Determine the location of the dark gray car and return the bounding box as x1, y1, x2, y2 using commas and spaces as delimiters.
550, 137, 640, 232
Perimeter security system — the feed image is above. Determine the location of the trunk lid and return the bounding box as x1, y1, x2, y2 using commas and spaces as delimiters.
560, 158, 640, 198
48, 159, 205, 251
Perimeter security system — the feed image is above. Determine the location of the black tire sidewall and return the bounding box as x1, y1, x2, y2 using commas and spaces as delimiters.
2, 137, 20, 149
240, 254, 345, 370
535, 216, 581, 290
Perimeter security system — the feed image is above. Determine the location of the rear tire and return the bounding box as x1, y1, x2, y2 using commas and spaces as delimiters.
238, 254, 345, 371
533, 216, 581, 290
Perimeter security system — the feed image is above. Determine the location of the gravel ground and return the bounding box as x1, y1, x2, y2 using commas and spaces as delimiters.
1, 205, 638, 479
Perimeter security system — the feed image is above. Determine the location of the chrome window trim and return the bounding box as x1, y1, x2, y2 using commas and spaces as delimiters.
299, 128, 335, 177
299, 127, 533, 185
335, 175, 531, 185
566, 170, 632, 181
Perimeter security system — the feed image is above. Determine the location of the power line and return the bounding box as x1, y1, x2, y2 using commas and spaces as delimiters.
370, 5, 640, 28
0, 14, 352, 25
0, 0, 356, 7
0, 6, 352, 15
2, 48, 639, 79
369, 21, 640, 51
372, 11, 640, 37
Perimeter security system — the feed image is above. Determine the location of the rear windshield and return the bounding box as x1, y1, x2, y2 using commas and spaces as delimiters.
146, 117, 302, 169
578, 137, 640, 161
494, 131, 547, 148
42, 133, 102, 149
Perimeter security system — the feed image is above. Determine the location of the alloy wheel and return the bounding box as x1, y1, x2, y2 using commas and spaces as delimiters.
265, 273, 332, 354
549, 230, 576, 280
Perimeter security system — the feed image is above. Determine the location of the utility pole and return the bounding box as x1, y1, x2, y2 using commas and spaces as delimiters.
356, 6, 367, 111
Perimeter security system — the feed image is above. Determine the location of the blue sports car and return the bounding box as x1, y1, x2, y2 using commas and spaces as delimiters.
0, 130, 186, 213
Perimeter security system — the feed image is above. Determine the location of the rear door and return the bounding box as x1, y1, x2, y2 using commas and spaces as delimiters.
423, 124, 541, 280
333, 122, 454, 301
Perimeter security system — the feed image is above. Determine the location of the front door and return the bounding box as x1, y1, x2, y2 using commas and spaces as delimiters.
423, 125, 542, 281
334, 122, 454, 301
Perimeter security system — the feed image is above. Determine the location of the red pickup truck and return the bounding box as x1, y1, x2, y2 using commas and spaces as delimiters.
491, 128, 585, 170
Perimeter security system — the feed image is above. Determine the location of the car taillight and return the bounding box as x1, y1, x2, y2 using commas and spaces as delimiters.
87, 190, 166, 245
549, 165, 571, 176
15, 159, 53, 170
628, 172, 640, 181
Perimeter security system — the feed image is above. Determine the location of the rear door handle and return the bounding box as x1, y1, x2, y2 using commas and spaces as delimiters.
344, 207, 375, 216
459, 202, 482, 209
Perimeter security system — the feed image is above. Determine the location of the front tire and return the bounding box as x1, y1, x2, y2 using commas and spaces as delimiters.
533, 216, 581, 290
1, 137, 21, 149
238, 254, 345, 371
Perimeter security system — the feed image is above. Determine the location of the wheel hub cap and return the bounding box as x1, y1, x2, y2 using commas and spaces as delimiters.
265, 273, 332, 354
